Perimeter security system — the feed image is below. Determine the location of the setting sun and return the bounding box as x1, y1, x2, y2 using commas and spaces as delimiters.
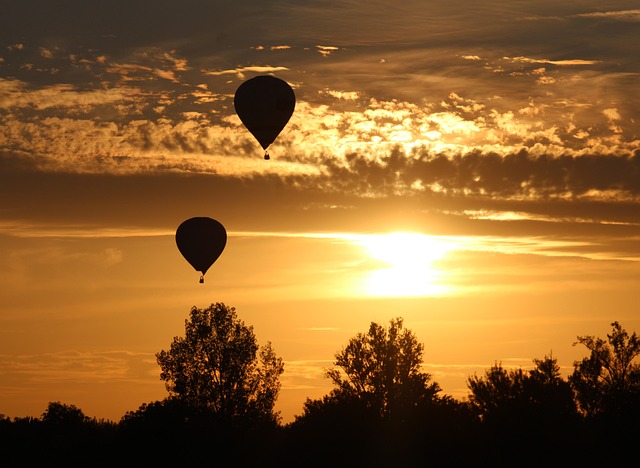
358, 232, 454, 297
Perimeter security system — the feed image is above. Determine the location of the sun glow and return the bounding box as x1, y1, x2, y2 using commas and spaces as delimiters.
359, 232, 454, 297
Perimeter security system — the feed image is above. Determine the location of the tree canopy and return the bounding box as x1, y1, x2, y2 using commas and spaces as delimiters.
156, 303, 284, 424
323, 317, 440, 418
41, 401, 88, 427
467, 354, 577, 427
570, 321, 640, 418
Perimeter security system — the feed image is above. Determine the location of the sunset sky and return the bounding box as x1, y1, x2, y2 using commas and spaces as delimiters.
2, 1, 640, 423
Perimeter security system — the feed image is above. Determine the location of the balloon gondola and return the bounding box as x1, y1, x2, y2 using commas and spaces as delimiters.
234, 75, 296, 160
175, 217, 227, 284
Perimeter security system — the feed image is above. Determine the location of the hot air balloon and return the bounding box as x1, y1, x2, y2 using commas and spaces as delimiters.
234, 75, 296, 160
176, 217, 227, 283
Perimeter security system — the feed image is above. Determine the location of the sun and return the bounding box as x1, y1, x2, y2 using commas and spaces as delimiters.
358, 232, 453, 297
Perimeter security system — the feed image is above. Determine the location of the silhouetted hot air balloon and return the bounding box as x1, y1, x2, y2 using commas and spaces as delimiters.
176, 217, 227, 283
234, 75, 296, 160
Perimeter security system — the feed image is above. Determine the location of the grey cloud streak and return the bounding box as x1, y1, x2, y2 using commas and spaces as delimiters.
3, 146, 640, 237
320, 148, 640, 200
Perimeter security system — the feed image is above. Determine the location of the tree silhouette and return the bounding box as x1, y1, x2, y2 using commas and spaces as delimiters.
325, 317, 441, 419
467, 355, 576, 425
570, 321, 640, 418
0, 402, 118, 466
156, 303, 284, 424
289, 317, 473, 466
4, 319, 640, 466
41, 401, 88, 427
466, 356, 579, 466
527, 354, 578, 420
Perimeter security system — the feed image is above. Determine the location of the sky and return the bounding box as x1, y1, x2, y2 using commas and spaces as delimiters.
1, 1, 640, 423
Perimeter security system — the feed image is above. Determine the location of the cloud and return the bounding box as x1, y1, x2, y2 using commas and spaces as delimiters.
320, 148, 640, 201
0, 78, 143, 110
603, 108, 621, 121
322, 89, 361, 100
5, 245, 124, 272
39, 47, 54, 59
2, 80, 639, 209
153, 69, 179, 82
573, 9, 640, 21
0, 350, 158, 385
281, 359, 333, 389
253, 45, 292, 51
316, 45, 341, 56
504, 56, 601, 66
0, 221, 173, 238
106, 51, 190, 84
1, 1, 639, 238
205, 65, 290, 79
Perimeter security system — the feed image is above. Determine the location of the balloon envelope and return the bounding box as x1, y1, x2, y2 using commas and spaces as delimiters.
175, 217, 227, 278
234, 75, 296, 151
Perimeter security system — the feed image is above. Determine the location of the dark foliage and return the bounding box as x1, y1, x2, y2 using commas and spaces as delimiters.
284, 317, 482, 466
156, 303, 284, 424
568, 321, 640, 464
2, 320, 639, 467
117, 398, 284, 466
285, 391, 480, 467
326, 317, 441, 419
467, 356, 583, 466
570, 321, 640, 418
0, 402, 117, 467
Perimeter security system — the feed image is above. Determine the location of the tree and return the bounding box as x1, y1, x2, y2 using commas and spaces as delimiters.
289, 318, 473, 467
467, 354, 576, 425
527, 354, 577, 419
569, 321, 640, 418
156, 303, 284, 424
467, 362, 526, 421
467, 356, 579, 466
41, 401, 88, 427
325, 317, 441, 418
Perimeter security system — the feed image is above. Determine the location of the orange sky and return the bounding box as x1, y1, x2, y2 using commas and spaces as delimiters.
2, 1, 640, 423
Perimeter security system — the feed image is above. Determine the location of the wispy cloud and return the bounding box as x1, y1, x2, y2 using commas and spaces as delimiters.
253, 45, 292, 51
204, 65, 290, 79
0, 350, 158, 385
573, 9, 640, 21
0, 221, 174, 239
0, 78, 143, 110
316, 45, 341, 57
504, 56, 601, 66
280, 359, 333, 389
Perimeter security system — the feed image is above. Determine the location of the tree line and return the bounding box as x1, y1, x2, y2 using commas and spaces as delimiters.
2, 303, 639, 467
